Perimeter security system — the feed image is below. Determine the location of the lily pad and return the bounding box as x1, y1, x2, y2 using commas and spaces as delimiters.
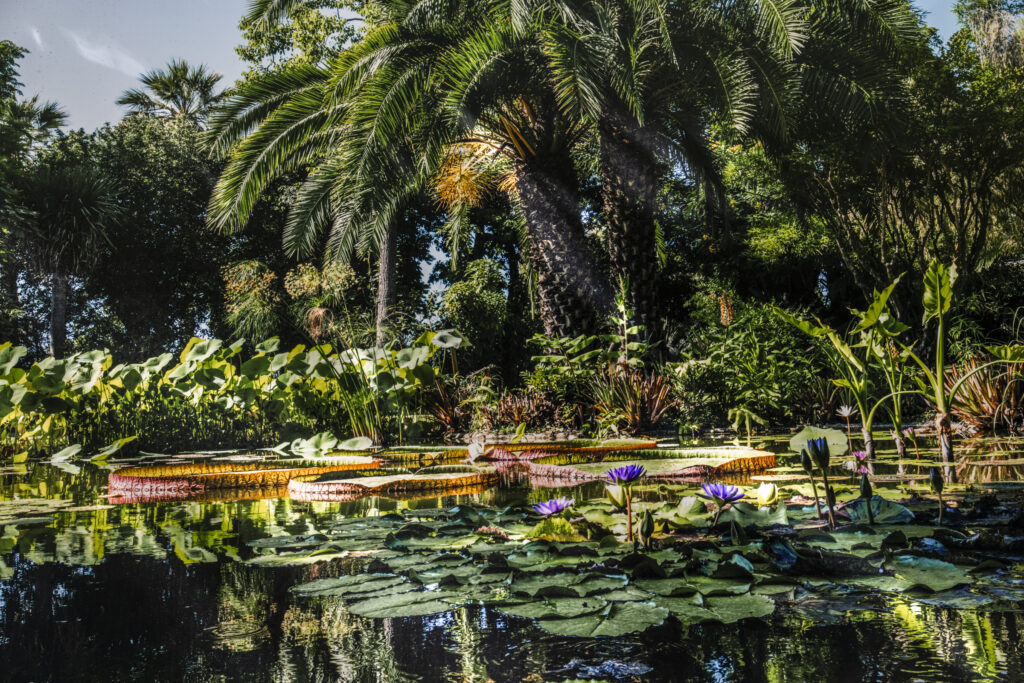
844, 497, 914, 524
347, 588, 461, 617
499, 596, 609, 619
888, 556, 970, 593
535, 601, 669, 638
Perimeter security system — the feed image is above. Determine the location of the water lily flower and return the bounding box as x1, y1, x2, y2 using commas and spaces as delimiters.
806, 437, 830, 470
837, 405, 858, 418
851, 450, 870, 474
859, 473, 875, 525
756, 482, 779, 507
605, 464, 646, 485
605, 484, 627, 509
604, 464, 645, 542
800, 448, 822, 522
806, 438, 836, 528
699, 482, 744, 526
532, 497, 575, 517
903, 426, 915, 437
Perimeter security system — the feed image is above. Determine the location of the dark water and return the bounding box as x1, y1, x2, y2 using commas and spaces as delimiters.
2, 435, 1024, 682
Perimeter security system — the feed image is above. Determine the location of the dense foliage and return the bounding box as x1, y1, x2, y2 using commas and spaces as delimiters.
1, 1, 1024, 447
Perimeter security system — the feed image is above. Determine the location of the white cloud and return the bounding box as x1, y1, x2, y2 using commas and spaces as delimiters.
61, 28, 145, 77
29, 26, 44, 49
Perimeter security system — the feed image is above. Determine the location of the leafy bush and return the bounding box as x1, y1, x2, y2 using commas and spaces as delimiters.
0, 330, 464, 456
669, 301, 832, 430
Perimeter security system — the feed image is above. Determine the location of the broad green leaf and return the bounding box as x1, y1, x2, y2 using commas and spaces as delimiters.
789, 426, 848, 456
922, 260, 955, 323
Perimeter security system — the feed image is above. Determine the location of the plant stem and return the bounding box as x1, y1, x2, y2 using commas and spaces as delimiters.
626, 491, 633, 542
821, 470, 836, 529
809, 475, 822, 521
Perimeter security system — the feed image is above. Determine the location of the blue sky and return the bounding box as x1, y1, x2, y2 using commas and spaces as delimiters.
2, 0, 962, 131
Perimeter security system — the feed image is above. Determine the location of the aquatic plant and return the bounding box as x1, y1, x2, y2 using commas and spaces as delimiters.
756, 482, 778, 507
930, 467, 945, 524
699, 482, 745, 526
851, 450, 870, 475
605, 464, 645, 541
807, 437, 837, 527
859, 473, 875, 524
800, 448, 822, 521
532, 497, 575, 517
605, 464, 646, 485
639, 509, 655, 550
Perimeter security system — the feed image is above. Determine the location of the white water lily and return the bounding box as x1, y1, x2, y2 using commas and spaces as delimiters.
837, 405, 858, 418
756, 482, 779, 507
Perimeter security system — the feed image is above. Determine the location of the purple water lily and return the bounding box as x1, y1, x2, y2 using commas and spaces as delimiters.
532, 497, 575, 516
902, 426, 915, 437
699, 482, 744, 526
852, 450, 870, 474
700, 482, 745, 506
605, 464, 646, 485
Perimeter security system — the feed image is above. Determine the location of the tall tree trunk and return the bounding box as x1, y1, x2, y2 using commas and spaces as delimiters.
0, 257, 19, 308
599, 110, 662, 339
375, 225, 396, 346
49, 271, 68, 357
514, 153, 613, 337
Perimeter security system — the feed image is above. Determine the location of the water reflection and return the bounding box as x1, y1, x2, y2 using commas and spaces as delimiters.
2, 436, 1024, 681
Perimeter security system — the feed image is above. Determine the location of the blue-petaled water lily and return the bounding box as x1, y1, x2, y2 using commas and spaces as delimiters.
604, 464, 645, 542
699, 482, 744, 526
532, 497, 575, 517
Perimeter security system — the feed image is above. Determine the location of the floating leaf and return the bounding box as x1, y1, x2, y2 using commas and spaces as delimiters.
347, 588, 461, 617
535, 601, 669, 637
844, 497, 914, 524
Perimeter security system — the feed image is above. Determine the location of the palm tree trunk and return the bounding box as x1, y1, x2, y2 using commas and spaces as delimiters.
49, 271, 69, 357
514, 153, 613, 337
375, 225, 396, 346
0, 257, 18, 308
599, 111, 662, 338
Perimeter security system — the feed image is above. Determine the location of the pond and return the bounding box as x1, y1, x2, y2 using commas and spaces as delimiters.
2, 434, 1024, 682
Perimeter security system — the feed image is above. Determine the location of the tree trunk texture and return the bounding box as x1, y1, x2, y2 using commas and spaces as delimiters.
514, 154, 613, 337
599, 111, 662, 338
375, 226, 396, 347
0, 257, 19, 307
49, 271, 68, 358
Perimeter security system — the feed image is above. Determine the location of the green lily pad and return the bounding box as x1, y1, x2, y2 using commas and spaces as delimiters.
535, 601, 669, 637
844, 497, 914, 524
291, 573, 408, 598
888, 556, 971, 593
719, 502, 788, 527
789, 427, 848, 456
705, 593, 776, 623
499, 596, 609, 619
347, 588, 461, 617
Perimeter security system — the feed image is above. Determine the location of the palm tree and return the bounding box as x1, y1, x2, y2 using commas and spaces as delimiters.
117, 59, 225, 125
21, 164, 120, 356
533, 0, 920, 337
208, 0, 617, 339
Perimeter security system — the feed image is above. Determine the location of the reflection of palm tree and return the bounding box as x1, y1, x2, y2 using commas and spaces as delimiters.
117, 59, 224, 125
